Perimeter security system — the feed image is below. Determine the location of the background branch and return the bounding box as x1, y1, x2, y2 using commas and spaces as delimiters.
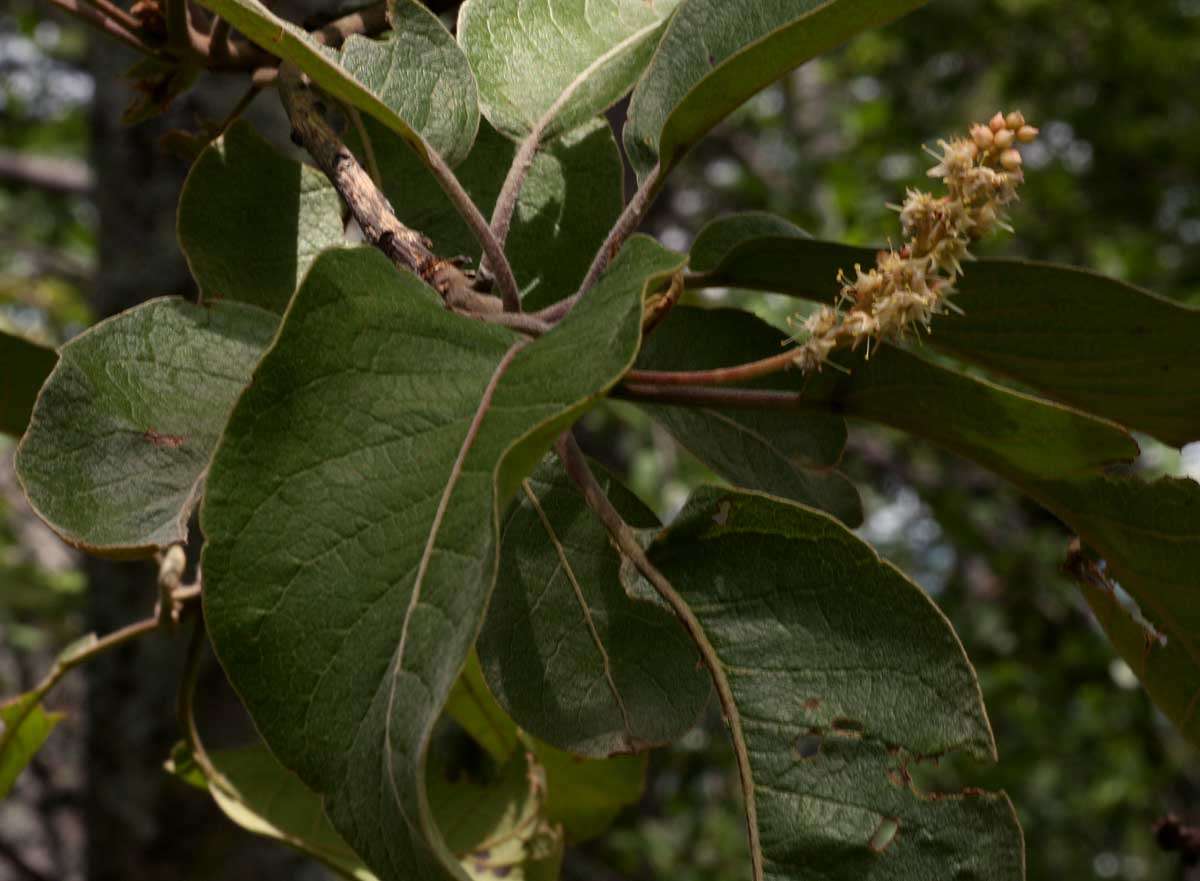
0, 150, 92, 195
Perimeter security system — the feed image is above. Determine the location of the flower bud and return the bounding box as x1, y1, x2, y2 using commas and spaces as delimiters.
1005, 110, 1026, 130
1017, 125, 1039, 143
989, 112, 1007, 132
994, 128, 1015, 149
1000, 148, 1023, 170
970, 124, 994, 149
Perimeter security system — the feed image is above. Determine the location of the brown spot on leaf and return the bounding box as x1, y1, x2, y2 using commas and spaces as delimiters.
144, 428, 185, 449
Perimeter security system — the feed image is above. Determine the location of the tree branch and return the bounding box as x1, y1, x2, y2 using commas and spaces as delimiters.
44, 0, 156, 56
554, 433, 761, 879
78, 0, 142, 34
624, 349, 798, 388
574, 162, 664, 303
0, 150, 92, 195
614, 382, 817, 411
277, 65, 504, 315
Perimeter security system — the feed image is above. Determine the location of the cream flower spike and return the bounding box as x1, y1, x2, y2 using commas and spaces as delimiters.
789, 110, 1038, 371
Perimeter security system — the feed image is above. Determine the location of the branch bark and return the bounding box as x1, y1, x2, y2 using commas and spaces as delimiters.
277, 65, 504, 315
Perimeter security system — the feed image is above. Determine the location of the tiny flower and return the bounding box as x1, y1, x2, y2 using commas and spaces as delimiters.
970, 124, 994, 149
788, 110, 1037, 372
1000, 148, 1023, 171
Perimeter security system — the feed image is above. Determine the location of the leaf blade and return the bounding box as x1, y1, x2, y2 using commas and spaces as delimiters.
15, 298, 277, 556
178, 121, 344, 314
202, 239, 684, 881
647, 487, 1022, 880
192, 0, 479, 165
624, 0, 929, 178
459, 0, 679, 142
688, 216, 1200, 446
0, 329, 56, 438
479, 457, 710, 757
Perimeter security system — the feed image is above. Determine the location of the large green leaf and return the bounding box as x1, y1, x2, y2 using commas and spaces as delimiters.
178, 121, 344, 314
624, 0, 929, 179
479, 457, 709, 757
192, 0, 479, 166
1027, 476, 1200, 746
647, 487, 1022, 880
201, 239, 684, 881
635, 307, 861, 524
0, 694, 63, 797
446, 653, 649, 844
665, 307, 1195, 742
354, 117, 622, 309
458, 0, 678, 142
688, 214, 1200, 446
169, 743, 377, 880
0, 329, 56, 438
15, 298, 277, 557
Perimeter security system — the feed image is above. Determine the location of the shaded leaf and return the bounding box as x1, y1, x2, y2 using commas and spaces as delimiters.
354, 117, 622, 309
193, 0, 479, 166
635, 307, 861, 523
15, 298, 277, 557
528, 737, 645, 844
646, 487, 1022, 880
1031, 476, 1200, 746
446, 654, 649, 844
447, 652, 521, 764
429, 748, 563, 881
168, 743, 377, 880
624, 0, 929, 179
202, 239, 683, 881
458, 0, 678, 142
0, 329, 56, 438
479, 456, 710, 757
673, 307, 1196, 741
178, 120, 344, 314
688, 216, 1200, 446
0, 694, 63, 797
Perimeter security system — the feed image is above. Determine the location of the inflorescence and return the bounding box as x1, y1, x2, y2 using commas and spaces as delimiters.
788, 111, 1039, 372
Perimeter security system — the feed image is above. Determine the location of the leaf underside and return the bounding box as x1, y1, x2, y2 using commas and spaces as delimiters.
15, 298, 277, 557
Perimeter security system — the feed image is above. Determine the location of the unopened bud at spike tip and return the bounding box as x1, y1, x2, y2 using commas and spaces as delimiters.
1005, 110, 1026, 130
1017, 125, 1039, 143
989, 112, 1007, 133
994, 128, 1015, 149
1000, 148, 1023, 170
